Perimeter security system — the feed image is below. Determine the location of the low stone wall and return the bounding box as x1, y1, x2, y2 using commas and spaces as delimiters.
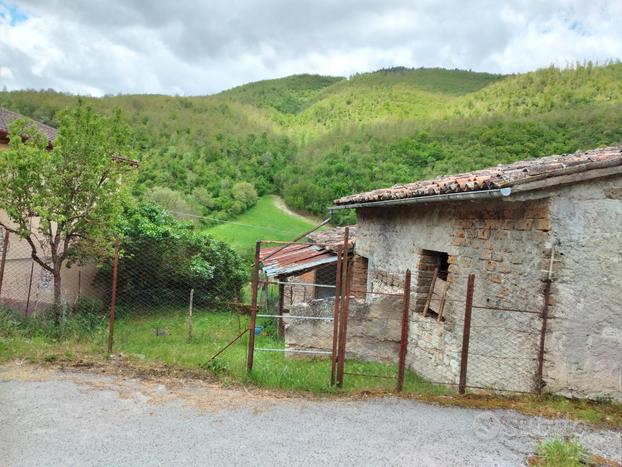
284, 295, 402, 362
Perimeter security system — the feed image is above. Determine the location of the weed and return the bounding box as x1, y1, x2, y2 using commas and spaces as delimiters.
531, 438, 585, 467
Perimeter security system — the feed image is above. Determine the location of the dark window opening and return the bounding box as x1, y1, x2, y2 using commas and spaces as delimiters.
419, 249, 450, 321
315, 263, 337, 299
437, 252, 449, 280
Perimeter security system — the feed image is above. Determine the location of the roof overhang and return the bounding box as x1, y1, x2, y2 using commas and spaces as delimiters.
330, 187, 512, 210
260, 243, 338, 278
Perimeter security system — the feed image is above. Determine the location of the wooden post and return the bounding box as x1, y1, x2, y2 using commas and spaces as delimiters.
330, 245, 344, 386
0, 230, 9, 298
187, 288, 194, 343
336, 228, 351, 387
246, 241, 261, 372
458, 274, 475, 394
107, 239, 120, 354
397, 269, 411, 391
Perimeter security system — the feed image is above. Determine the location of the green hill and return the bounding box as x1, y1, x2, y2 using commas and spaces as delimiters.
219, 74, 344, 115
1, 63, 621, 227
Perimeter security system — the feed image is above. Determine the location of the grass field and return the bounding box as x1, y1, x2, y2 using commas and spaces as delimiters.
206, 195, 321, 254
0, 306, 445, 394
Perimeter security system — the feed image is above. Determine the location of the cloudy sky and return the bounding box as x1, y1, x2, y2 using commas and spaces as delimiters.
0, 0, 620, 96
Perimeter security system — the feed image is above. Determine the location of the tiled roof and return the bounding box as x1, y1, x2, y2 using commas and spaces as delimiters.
334, 146, 622, 206
307, 226, 355, 252
0, 107, 57, 142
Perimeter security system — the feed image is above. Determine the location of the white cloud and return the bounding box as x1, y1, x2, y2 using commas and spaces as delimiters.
0, 0, 620, 95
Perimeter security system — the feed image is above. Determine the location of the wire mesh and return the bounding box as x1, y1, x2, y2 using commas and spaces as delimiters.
0, 228, 545, 396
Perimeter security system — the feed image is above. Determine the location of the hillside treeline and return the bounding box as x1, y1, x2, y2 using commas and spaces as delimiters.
1, 63, 621, 224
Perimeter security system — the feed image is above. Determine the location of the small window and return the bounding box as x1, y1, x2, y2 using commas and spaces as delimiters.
315, 263, 337, 299
419, 249, 450, 321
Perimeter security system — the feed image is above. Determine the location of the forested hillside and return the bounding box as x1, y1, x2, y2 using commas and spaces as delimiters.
2, 63, 621, 225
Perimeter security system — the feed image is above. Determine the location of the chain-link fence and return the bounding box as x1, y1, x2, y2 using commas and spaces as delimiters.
247, 239, 548, 395
1, 226, 548, 396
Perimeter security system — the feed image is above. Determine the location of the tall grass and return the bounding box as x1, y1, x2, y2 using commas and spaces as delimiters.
1, 304, 449, 395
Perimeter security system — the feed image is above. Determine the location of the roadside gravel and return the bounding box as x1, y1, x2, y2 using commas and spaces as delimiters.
1, 365, 620, 466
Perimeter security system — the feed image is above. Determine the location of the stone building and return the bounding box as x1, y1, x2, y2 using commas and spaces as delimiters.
330, 146, 622, 401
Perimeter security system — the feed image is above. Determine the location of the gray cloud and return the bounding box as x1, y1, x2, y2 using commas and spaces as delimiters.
1, 0, 620, 95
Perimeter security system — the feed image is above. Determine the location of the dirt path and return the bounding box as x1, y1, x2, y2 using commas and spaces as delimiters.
273, 195, 325, 225
1, 364, 620, 466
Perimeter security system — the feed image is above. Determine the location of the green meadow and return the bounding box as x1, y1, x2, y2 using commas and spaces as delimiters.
206, 195, 321, 254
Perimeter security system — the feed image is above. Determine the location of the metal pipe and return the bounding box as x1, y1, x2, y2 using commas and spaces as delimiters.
25, 260, 35, 316
336, 227, 352, 387
329, 187, 512, 211
255, 348, 332, 355
255, 314, 333, 321
396, 269, 411, 392
458, 274, 475, 395
107, 239, 120, 354
0, 230, 9, 297
330, 245, 343, 386
536, 246, 554, 394
246, 241, 261, 372
261, 218, 331, 262
277, 281, 285, 339
205, 328, 249, 364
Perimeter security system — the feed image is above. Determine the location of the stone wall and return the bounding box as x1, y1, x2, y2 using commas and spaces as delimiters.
350, 254, 369, 299
284, 295, 402, 362
355, 197, 552, 392
545, 178, 622, 401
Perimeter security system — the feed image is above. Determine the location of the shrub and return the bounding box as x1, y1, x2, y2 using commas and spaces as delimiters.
97, 201, 247, 309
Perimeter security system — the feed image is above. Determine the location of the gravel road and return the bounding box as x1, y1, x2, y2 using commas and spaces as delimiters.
1, 364, 620, 467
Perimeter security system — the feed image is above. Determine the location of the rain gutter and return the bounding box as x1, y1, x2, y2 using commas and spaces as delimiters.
329, 187, 513, 211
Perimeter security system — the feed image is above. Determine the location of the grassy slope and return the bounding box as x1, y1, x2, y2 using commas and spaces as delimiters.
206, 195, 318, 253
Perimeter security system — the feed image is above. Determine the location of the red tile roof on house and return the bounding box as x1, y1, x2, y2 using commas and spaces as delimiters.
0, 107, 57, 142
333, 146, 622, 207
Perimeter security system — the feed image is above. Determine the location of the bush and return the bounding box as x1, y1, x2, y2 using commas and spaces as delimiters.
98, 201, 247, 309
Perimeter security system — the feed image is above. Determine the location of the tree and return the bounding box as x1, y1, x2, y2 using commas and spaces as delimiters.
105, 201, 246, 307
0, 101, 136, 319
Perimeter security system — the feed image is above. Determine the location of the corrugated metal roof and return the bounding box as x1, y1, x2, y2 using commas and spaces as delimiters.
260, 243, 337, 277
334, 146, 622, 207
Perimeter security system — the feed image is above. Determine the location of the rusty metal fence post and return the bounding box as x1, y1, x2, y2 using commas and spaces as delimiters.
246, 241, 261, 372
330, 244, 344, 386
336, 227, 351, 387
536, 278, 551, 394
0, 230, 9, 298
107, 239, 120, 354
25, 260, 35, 315
458, 274, 475, 394
396, 269, 411, 391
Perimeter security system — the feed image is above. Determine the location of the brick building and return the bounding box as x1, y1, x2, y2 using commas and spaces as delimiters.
332, 146, 622, 401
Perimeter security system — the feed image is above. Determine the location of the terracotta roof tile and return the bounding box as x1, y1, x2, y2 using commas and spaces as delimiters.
0, 107, 57, 142
334, 146, 622, 206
